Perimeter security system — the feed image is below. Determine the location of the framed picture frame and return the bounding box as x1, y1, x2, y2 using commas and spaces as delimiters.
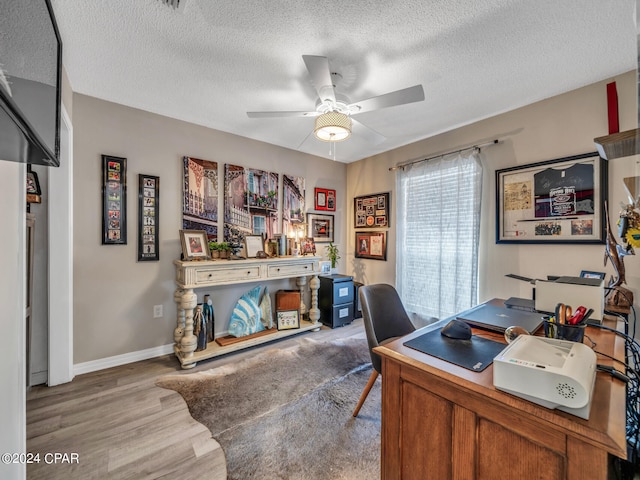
355, 231, 387, 261
319, 261, 331, 274
354, 192, 389, 228
314, 187, 336, 211
102, 155, 127, 245
138, 174, 159, 261
244, 234, 264, 258
496, 152, 607, 244
580, 270, 606, 280
179, 229, 211, 261
300, 237, 316, 255
307, 213, 334, 243
276, 310, 300, 330
26, 170, 42, 204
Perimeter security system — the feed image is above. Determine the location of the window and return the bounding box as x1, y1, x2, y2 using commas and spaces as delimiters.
252, 215, 266, 235
396, 150, 483, 320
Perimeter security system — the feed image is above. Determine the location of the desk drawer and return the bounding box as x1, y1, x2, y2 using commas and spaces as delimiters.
195, 266, 261, 285
267, 262, 314, 278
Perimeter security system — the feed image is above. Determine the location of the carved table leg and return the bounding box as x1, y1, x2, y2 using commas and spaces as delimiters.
173, 287, 186, 355
179, 288, 198, 369
308, 275, 320, 328
297, 275, 308, 318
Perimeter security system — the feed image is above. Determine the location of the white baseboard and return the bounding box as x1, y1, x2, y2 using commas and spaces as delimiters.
74, 344, 174, 376
30, 370, 48, 387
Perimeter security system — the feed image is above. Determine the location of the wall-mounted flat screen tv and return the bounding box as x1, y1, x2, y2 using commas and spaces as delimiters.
0, 0, 62, 167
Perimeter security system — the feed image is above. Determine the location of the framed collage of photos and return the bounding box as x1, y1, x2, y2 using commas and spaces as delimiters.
496, 152, 607, 244
102, 155, 127, 245
355, 231, 387, 260
138, 174, 160, 261
354, 192, 389, 228
314, 187, 336, 211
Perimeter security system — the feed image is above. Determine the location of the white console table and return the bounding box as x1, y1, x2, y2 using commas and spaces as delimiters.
173, 256, 321, 368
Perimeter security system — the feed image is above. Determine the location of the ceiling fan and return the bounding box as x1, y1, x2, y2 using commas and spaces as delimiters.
247, 55, 425, 145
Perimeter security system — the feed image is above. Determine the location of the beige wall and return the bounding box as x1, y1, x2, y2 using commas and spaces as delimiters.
73, 70, 638, 364
347, 71, 638, 312
72, 94, 347, 364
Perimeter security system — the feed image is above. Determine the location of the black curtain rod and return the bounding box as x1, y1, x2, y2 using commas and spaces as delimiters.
388, 139, 500, 171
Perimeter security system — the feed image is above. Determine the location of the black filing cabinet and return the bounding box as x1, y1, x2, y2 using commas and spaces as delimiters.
319, 274, 354, 328
353, 281, 364, 320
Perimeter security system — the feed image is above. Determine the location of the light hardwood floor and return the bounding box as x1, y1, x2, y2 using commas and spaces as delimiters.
26, 320, 365, 479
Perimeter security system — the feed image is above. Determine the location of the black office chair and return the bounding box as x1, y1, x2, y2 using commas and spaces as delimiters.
352, 283, 416, 417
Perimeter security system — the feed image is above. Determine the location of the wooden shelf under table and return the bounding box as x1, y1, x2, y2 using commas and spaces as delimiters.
176, 319, 321, 366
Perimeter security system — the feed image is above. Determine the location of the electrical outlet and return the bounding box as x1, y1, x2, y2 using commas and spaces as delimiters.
153, 305, 163, 318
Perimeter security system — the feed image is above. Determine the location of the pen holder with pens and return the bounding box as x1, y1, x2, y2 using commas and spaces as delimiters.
543, 320, 586, 343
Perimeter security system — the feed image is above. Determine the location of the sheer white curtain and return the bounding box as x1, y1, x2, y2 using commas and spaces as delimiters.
396, 149, 483, 320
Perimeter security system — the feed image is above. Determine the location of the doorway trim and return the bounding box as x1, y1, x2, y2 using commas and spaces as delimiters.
48, 105, 73, 385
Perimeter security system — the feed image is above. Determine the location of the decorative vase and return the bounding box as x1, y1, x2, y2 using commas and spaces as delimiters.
193, 304, 207, 351
203, 294, 214, 343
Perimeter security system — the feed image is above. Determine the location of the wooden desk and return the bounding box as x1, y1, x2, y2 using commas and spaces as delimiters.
375, 303, 627, 480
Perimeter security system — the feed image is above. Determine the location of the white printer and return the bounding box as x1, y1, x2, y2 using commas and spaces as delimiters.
493, 335, 597, 419
535, 276, 604, 322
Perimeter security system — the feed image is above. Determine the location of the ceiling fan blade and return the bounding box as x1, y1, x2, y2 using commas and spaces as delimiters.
349, 84, 425, 115
351, 118, 386, 146
247, 110, 320, 118
302, 55, 336, 105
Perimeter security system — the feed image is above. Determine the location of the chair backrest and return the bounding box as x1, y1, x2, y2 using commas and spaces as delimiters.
359, 284, 416, 373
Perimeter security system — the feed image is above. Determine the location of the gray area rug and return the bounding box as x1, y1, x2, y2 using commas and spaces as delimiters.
156, 336, 381, 480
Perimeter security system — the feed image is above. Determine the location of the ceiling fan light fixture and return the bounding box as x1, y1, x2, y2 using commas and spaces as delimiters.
314, 112, 352, 142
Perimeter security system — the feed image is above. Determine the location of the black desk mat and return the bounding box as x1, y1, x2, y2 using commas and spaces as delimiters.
403, 328, 507, 372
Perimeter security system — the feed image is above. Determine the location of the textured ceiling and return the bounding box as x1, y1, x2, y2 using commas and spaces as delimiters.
50, 0, 636, 163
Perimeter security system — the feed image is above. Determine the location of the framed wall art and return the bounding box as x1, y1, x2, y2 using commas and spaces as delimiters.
282, 174, 306, 235
26, 169, 42, 204
496, 152, 607, 244
355, 231, 387, 261
307, 213, 334, 243
138, 174, 159, 261
102, 155, 127, 245
183, 156, 218, 238
314, 187, 336, 211
354, 192, 389, 228
179, 229, 211, 261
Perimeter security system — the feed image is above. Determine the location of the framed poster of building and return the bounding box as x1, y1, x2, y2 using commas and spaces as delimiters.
102, 155, 127, 245
496, 152, 607, 244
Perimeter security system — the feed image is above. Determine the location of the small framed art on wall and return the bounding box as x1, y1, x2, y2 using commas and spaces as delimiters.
138, 174, 159, 261
102, 155, 127, 245
314, 187, 336, 211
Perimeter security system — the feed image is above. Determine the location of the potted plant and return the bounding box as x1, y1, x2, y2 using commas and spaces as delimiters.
219, 242, 232, 259
208, 241, 221, 259
325, 242, 340, 272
